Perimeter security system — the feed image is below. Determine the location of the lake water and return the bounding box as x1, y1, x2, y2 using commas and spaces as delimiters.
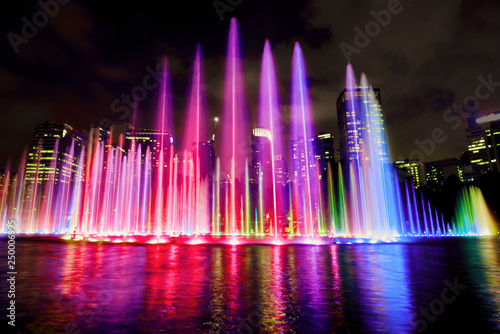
1, 237, 500, 333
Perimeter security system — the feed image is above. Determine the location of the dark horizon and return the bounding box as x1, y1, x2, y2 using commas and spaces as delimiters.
1, 0, 500, 169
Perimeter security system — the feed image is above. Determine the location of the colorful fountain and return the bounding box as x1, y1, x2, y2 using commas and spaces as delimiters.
0, 18, 497, 244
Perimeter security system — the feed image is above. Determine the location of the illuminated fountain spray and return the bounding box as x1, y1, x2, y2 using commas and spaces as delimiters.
0, 17, 497, 243
220, 18, 248, 236
154, 59, 173, 236
290, 42, 323, 237
453, 186, 497, 235
340, 65, 405, 240
181, 44, 210, 236
258, 40, 286, 242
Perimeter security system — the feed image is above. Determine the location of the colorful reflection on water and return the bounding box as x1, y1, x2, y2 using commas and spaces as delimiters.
2, 237, 500, 333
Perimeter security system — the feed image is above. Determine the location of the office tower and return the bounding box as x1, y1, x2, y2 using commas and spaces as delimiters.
87, 124, 110, 166
251, 128, 290, 186
336, 87, 387, 163
313, 133, 335, 180
251, 128, 291, 231
250, 128, 274, 232
250, 128, 273, 184
196, 140, 216, 181
464, 112, 500, 181
424, 158, 460, 186
177, 139, 216, 182
394, 158, 426, 189
125, 128, 173, 171
291, 133, 334, 184
290, 136, 317, 186
24, 121, 87, 203
274, 155, 289, 186
459, 153, 474, 183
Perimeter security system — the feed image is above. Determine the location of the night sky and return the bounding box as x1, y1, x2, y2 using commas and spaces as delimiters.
1, 0, 499, 169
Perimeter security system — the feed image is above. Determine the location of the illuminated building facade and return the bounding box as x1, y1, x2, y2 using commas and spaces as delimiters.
291, 133, 334, 185
464, 112, 500, 181
291, 136, 317, 187
125, 129, 173, 172
394, 158, 426, 189
250, 128, 273, 184
313, 133, 334, 181
273, 155, 289, 186
24, 121, 87, 203
195, 140, 216, 181
336, 88, 387, 163
424, 158, 459, 186
87, 124, 110, 161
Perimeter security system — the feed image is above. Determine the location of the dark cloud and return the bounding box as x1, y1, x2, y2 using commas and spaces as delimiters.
299, 0, 500, 162
0, 0, 499, 168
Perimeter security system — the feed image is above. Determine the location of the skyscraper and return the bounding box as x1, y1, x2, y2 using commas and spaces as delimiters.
291, 136, 317, 186
250, 128, 273, 184
464, 112, 500, 181
291, 133, 334, 185
87, 124, 110, 168
313, 133, 335, 180
394, 158, 426, 189
24, 122, 87, 204
250, 128, 290, 232
273, 155, 289, 187
125, 128, 173, 172
424, 158, 459, 186
336, 88, 387, 163
196, 140, 216, 181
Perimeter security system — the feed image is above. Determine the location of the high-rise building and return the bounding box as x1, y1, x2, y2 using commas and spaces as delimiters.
336, 88, 387, 163
459, 153, 474, 182
464, 112, 500, 181
250, 128, 290, 186
313, 133, 335, 181
273, 155, 289, 186
251, 128, 290, 231
291, 133, 335, 185
125, 128, 173, 171
250, 128, 273, 184
24, 122, 87, 203
394, 158, 426, 189
87, 124, 110, 162
424, 158, 460, 186
291, 136, 317, 186
196, 140, 216, 181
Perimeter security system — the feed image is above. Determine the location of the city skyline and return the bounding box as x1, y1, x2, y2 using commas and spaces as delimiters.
0, 5, 498, 239
1, 1, 500, 168
8, 98, 500, 190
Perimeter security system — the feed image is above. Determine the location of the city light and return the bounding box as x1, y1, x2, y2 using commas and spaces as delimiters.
0, 18, 496, 245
